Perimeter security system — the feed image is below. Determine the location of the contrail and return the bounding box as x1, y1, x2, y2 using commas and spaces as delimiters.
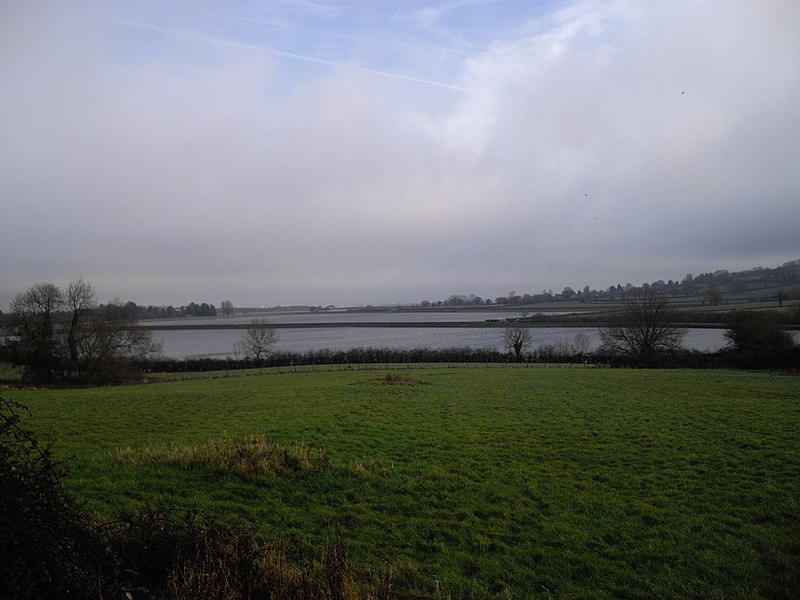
118, 19, 470, 93
224, 14, 471, 56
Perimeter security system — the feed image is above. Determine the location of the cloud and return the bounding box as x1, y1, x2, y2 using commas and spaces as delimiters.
1, 0, 798, 308
434, 1, 800, 270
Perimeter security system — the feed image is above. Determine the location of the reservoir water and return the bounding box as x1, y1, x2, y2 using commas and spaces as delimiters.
145, 311, 728, 359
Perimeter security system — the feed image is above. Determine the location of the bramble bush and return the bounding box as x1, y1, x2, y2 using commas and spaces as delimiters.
0, 396, 101, 599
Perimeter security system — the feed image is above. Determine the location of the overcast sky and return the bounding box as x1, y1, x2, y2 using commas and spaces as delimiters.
2, 0, 798, 308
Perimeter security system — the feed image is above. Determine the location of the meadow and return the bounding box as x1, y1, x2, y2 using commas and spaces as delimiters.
8, 368, 800, 598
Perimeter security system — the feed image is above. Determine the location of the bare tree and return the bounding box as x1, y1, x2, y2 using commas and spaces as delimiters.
776, 289, 786, 308
76, 301, 161, 381
233, 318, 279, 361
8, 283, 64, 381
704, 287, 724, 306
503, 322, 532, 361
65, 278, 96, 369
8, 281, 159, 382
599, 288, 686, 355
220, 300, 234, 316
573, 331, 592, 356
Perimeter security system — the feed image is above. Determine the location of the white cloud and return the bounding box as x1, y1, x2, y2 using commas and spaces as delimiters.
1, 1, 798, 307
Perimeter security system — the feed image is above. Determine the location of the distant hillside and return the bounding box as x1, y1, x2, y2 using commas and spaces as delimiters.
422, 258, 800, 311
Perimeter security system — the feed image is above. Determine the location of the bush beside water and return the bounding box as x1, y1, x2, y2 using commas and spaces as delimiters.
141, 343, 799, 374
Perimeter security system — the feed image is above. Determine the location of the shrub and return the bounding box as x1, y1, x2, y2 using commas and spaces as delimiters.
724, 311, 795, 351
0, 396, 102, 599
724, 311, 798, 369
361, 374, 427, 385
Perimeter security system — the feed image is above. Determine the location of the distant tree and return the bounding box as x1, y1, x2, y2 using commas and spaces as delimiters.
64, 278, 96, 372
573, 331, 592, 356
220, 300, 234, 316
561, 287, 576, 299
503, 322, 532, 361
776, 290, 786, 307
445, 295, 467, 306
202, 303, 217, 317
182, 302, 217, 317
8, 281, 159, 383
599, 288, 686, 355
731, 281, 749, 294
124, 301, 140, 319
507, 291, 522, 305
704, 287, 724, 306
724, 312, 794, 353
8, 283, 64, 381
76, 301, 161, 382
714, 269, 730, 283
233, 319, 279, 362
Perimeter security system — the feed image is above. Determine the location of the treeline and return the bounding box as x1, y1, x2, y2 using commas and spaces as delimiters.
146, 347, 516, 373
140, 344, 799, 374
142, 345, 615, 374
517, 308, 800, 326
123, 301, 218, 320
1, 299, 225, 326
419, 258, 800, 307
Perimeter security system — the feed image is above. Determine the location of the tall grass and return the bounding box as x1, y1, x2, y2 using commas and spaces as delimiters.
105, 507, 367, 600
113, 435, 330, 476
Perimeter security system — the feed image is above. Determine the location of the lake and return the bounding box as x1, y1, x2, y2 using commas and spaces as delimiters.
146, 311, 729, 359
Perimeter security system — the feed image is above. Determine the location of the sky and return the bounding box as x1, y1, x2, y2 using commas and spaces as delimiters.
2, 0, 799, 308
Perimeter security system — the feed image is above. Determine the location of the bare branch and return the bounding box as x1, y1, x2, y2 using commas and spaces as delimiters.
599, 288, 686, 355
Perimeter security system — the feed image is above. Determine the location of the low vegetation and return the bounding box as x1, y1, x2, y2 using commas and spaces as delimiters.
113, 435, 330, 476
360, 373, 427, 385
6, 369, 800, 598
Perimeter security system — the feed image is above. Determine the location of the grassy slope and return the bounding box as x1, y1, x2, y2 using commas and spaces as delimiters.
9, 369, 800, 599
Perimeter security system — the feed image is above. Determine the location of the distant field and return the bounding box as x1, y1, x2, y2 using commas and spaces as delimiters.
8, 369, 800, 599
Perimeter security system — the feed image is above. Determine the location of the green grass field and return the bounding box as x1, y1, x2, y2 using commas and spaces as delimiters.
7, 368, 800, 599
